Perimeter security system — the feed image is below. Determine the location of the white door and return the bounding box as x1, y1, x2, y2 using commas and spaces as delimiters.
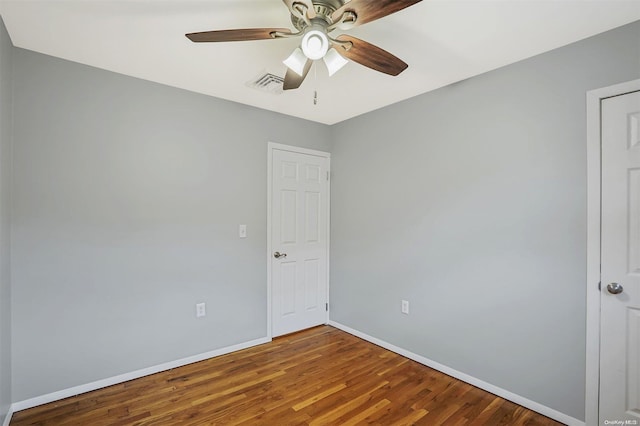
600, 90, 640, 424
270, 145, 329, 337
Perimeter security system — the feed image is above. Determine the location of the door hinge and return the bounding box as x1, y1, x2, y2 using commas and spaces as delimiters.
598, 281, 601, 291
326, 303, 329, 311
326, 171, 330, 181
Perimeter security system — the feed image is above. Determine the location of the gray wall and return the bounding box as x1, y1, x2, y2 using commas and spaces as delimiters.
329, 21, 640, 421
10, 48, 331, 401
0, 15, 12, 425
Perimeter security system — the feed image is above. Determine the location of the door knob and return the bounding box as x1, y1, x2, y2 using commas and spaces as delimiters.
274, 251, 287, 259
607, 282, 623, 294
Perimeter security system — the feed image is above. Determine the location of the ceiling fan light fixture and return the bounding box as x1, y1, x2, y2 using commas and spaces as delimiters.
187, 0, 422, 91
283, 47, 308, 76
323, 48, 349, 76
301, 29, 329, 60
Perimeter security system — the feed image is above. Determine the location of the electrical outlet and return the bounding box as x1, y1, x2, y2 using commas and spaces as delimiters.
401, 300, 409, 315
196, 302, 206, 318
239, 224, 247, 238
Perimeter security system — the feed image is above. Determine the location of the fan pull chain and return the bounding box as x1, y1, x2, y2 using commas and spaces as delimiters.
313, 62, 318, 106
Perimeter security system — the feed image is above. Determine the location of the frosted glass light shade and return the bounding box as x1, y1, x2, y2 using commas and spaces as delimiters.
283, 48, 308, 76
323, 48, 349, 76
301, 30, 329, 60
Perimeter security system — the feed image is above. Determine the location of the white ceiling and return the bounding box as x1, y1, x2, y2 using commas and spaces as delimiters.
0, 0, 638, 125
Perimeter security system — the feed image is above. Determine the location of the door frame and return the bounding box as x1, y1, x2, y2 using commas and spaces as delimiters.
586, 79, 640, 425
266, 142, 331, 340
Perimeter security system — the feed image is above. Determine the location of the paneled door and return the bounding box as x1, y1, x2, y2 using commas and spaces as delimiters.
269, 144, 329, 337
600, 91, 640, 424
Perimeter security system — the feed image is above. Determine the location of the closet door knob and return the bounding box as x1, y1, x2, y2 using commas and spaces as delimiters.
606, 282, 623, 294
274, 251, 287, 259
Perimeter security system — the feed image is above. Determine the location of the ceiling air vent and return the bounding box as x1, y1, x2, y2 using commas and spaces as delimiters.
247, 72, 284, 95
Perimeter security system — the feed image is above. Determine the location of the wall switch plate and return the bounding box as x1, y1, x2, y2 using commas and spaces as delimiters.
239, 224, 247, 238
196, 302, 206, 318
401, 300, 409, 315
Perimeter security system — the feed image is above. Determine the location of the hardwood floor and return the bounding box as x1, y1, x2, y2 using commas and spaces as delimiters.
11, 326, 562, 425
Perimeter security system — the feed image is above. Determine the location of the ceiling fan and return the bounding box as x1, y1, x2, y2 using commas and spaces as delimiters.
185, 0, 422, 90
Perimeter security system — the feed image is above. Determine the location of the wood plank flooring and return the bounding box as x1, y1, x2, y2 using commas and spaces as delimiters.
11, 326, 563, 425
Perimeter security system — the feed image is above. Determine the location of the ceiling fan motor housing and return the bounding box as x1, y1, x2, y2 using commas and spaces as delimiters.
291, 0, 346, 31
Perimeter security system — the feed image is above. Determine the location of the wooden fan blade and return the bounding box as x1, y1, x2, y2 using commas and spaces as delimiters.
283, 59, 312, 90
331, 0, 422, 28
333, 35, 408, 76
283, 0, 316, 20
186, 28, 292, 43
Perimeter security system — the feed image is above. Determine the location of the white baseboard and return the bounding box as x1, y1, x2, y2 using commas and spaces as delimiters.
328, 321, 584, 426
2, 406, 13, 426
11, 336, 270, 413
